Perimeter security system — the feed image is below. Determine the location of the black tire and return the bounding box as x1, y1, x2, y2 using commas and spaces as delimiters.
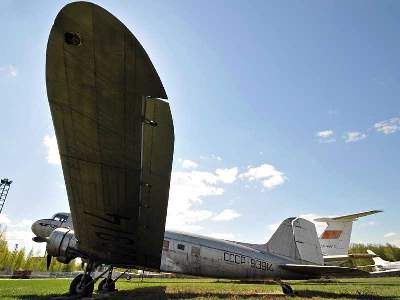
282, 284, 294, 296
98, 278, 116, 292
69, 274, 94, 297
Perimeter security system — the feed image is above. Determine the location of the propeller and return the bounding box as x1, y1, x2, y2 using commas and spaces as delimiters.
32, 236, 47, 243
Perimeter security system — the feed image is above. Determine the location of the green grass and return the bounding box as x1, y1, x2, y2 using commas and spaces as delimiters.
0, 277, 399, 299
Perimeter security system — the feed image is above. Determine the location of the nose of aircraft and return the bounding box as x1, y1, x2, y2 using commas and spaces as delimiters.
31, 219, 55, 242
31, 220, 42, 237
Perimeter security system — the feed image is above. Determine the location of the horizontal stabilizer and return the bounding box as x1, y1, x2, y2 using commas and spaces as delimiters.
315, 210, 382, 222
280, 264, 368, 277
323, 253, 378, 263
369, 269, 400, 277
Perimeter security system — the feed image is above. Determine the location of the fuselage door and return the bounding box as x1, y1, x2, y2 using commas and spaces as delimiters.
190, 245, 201, 274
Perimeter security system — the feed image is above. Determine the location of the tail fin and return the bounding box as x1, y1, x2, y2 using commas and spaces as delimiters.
367, 250, 388, 266
315, 210, 382, 256
266, 217, 323, 265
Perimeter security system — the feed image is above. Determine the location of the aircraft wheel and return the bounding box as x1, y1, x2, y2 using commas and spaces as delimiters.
69, 274, 94, 297
98, 278, 115, 292
281, 284, 294, 296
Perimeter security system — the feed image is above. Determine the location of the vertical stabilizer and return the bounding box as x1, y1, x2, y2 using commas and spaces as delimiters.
266, 217, 323, 265
315, 210, 382, 256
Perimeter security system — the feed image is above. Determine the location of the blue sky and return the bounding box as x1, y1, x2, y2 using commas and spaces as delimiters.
0, 0, 399, 252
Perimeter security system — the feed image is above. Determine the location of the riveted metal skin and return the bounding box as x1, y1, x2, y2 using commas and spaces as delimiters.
46, 2, 174, 268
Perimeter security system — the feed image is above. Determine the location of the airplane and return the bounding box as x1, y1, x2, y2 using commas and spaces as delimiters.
314, 210, 382, 265
32, 212, 368, 296
366, 250, 400, 274
32, 1, 370, 297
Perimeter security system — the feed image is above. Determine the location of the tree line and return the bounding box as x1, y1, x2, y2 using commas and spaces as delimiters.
1, 227, 399, 272
0, 228, 80, 272
348, 243, 400, 267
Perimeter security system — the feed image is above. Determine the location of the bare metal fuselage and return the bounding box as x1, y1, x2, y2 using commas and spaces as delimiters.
32, 216, 309, 280
160, 230, 309, 280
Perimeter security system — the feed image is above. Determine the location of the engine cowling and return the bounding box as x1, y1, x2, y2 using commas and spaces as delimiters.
46, 228, 78, 263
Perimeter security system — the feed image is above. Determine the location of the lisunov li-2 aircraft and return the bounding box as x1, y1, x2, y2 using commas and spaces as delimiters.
33, 2, 373, 297
315, 210, 382, 265
32, 212, 369, 296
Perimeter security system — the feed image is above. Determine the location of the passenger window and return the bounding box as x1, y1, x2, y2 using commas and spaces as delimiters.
163, 240, 169, 251
177, 244, 185, 251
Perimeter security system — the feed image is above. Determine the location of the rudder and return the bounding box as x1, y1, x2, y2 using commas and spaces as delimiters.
266, 217, 323, 265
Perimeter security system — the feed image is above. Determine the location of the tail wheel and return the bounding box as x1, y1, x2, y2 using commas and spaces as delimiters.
98, 278, 116, 292
69, 274, 94, 297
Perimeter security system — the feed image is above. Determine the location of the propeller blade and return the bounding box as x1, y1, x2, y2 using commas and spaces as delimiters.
32, 236, 47, 243
46, 255, 52, 270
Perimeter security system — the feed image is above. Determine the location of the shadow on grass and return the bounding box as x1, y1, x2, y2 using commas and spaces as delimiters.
289, 281, 400, 287
294, 290, 395, 299
93, 287, 281, 299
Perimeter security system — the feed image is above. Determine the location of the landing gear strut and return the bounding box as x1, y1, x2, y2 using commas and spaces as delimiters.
69, 262, 95, 297
281, 283, 294, 296
274, 280, 294, 297
98, 267, 116, 292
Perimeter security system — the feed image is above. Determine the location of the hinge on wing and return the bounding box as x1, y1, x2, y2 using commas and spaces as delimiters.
141, 182, 152, 189
143, 118, 158, 127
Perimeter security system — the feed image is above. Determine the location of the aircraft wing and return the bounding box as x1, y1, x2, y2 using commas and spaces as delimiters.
46, 2, 174, 268
280, 264, 369, 277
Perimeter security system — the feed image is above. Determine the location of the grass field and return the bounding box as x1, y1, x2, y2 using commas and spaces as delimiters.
0, 277, 399, 299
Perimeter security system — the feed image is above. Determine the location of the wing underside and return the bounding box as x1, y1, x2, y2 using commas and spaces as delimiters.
46, 2, 173, 268
280, 264, 369, 277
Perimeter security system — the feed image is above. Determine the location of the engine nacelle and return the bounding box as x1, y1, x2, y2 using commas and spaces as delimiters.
47, 228, 78, 263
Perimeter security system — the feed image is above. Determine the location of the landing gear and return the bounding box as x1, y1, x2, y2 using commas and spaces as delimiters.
69, 261, 96, 297
274, 280, 294, 297
98, 278, 115, 292
281, 283, 294, 296
69, 274, 94, 297
98, 267, 116, 292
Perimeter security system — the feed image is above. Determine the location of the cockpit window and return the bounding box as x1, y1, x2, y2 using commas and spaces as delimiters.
53, 214, 68, 222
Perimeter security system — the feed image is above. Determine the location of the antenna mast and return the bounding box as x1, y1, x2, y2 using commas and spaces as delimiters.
0, 178, 12, 214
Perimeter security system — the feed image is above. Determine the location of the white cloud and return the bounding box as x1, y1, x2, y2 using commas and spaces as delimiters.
374, 117, 400, 135
212, 209, 241, 221
182, 159, 198, 169
0, 65, 17, 77
343, 131, 367, 143
240, 164, 286, 189
384, 232, 396, 238
0, 214, 45, 254
317, 130, 334, 138
208, 232, 235, 240
215, 167, 238, 184
166, 166, 237, 232
316, 130, 336, 143
43, 135, 61, 165
0, 214, 11, 225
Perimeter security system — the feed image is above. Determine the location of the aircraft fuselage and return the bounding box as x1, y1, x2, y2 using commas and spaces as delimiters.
161, 231, 310, 280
